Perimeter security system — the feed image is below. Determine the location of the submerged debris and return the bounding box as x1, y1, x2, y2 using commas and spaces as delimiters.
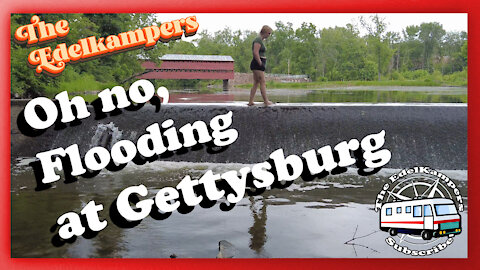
217, 240, 238, 258
344, 225, 380, 257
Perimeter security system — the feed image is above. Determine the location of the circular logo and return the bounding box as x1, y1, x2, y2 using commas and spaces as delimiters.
374, 167, 464, 256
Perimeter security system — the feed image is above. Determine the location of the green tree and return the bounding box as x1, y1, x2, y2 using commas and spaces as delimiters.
292, 23, 321, 80
267, 22, 295, 74
441, 31, 467, 73
320, 26, 371, 81
418, 22, 446, 71
399, 25, 423, 71
360, 15, 394, 80
11, 14, 158, 97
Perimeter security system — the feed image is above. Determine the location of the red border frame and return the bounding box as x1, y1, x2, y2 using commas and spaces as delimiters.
2, 1, 478, 269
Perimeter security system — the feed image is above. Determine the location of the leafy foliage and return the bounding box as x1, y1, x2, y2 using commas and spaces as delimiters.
11, 14, 158, 97
11, 14, 468, 97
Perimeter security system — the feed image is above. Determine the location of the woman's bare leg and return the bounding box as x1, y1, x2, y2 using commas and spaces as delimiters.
248, 72, 259, 105
257, 71, 273, 106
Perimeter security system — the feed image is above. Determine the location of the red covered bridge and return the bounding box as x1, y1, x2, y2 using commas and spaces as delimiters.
137, 54, 235, 90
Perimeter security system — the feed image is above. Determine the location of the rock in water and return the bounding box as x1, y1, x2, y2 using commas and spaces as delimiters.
216, 240, 237, 258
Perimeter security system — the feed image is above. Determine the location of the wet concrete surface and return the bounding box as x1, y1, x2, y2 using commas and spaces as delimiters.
12, 103, 467, 170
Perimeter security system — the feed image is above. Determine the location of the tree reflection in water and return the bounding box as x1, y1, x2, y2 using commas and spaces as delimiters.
248, 196, 267, 256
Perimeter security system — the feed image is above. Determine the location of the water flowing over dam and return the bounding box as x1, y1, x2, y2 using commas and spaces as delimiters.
11, 101, 467, 170
10, 101, 468, 258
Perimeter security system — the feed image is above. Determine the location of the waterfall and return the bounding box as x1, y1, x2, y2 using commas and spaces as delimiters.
89, 122, 123, 150
12, 104, 467, 170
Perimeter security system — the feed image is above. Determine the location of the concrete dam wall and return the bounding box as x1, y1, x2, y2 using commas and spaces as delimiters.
11, 101, 467, 170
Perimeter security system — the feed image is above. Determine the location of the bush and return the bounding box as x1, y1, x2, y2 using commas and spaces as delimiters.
360, 60, 377, 81
326, 69, 341, 81
401, 70, 429, 80
44, 69, 113, 97
390, 71, 405, 81
442, 69, 468, 86
430, 70, 443, 83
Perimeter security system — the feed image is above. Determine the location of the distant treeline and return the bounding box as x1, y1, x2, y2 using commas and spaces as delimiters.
189, 15, 467, 83
11, 14, 467, 98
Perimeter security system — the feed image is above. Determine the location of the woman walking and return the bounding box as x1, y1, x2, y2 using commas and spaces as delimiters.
248, 25, 273, 106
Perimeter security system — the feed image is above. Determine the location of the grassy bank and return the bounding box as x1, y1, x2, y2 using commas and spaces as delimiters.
237, 69, 468, 89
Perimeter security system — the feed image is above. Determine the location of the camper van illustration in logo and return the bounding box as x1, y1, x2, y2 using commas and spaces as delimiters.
380, 198, 461, 240
375, 167, 464, 256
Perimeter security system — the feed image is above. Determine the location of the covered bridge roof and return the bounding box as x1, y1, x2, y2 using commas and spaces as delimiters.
160, 54, 234, 62
137, 54, 235, 80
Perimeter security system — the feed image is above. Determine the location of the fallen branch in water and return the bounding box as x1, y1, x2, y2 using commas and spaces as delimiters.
344, 225, 380, 257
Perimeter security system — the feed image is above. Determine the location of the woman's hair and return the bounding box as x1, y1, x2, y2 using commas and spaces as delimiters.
260, 25, 273, 35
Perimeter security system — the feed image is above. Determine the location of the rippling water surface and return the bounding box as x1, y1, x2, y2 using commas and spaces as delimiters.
11, 159, 468, 258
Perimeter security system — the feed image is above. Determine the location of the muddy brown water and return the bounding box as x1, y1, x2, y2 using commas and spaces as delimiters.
11, 159, 467, 258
